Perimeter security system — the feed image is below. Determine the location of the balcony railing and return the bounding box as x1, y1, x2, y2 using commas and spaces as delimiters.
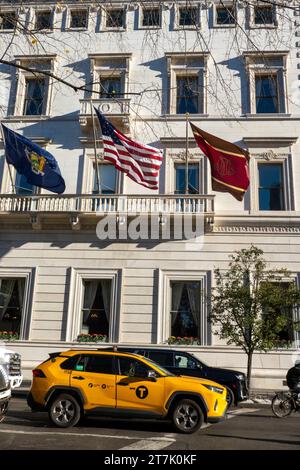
0, 194, 215, 216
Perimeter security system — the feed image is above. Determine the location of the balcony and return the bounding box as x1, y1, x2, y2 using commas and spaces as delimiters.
0, 194, 215, 232
79, 98, 131, 132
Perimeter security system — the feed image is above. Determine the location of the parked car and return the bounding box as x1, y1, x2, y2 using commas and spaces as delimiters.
0, 364, 11, 423
27, 349, 228, 433
115, 347, 248, 406
0, 346, 22, 389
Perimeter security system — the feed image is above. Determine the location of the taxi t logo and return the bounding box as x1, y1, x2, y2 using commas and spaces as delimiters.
136, 385, 148, 399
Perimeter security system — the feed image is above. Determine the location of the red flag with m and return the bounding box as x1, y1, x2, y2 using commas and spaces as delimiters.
190, 123, 250, 201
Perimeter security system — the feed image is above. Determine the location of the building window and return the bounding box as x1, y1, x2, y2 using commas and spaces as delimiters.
0, 11, 16, 30
254, 5, 275, 25
100, 77, 122, 98
15, 173, 35, 195
142, 7, 160, 27
170, 281, 201, 340
0, 278, 25, 337
176, 76, 199, 114
244, 52, 287, 114
23, 78, 45, 116
106, 9, 125, 29
255, 74, 278, 114
35, 11, 52, 30
81, 280, 112, 337
258, 163, 284, 211
69, 9, 88, 29
178, 6, 198, 26
216, 5, 235, 25
175, 163, 199, 194
93, 164, 117, 195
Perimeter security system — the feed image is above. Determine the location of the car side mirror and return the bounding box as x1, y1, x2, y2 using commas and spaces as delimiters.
147, 370, 157, 382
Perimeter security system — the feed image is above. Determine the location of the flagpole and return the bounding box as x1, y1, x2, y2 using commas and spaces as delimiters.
90, 100, 101, 194
185, 112, 189, 194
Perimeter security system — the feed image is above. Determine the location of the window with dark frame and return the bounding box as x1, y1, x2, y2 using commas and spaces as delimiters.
258, 163, 284, 211
81, 280, 112, 337
176, 76, 199, 114
175, 163, 200, 194
93, 164, 117, 195
142, 7, 160, 27
100, 77, 122, 98
69, 9, 88, 29
179, 6, 198, 26
216, 6, 235, 25
106, 9, 124, 28
170, 281, 201, 340
15, 173, 35, 195
0, 11, 16, 30
23, 78, 46, 115
35, 11, 52, 30
0, 278, 26, 336
255, 74, 278, 113
254, 5, 275, 25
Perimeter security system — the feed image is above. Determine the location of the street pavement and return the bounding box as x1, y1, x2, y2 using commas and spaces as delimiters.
0, 397, 300, 450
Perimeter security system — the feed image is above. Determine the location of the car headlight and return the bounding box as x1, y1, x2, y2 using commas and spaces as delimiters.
236, 374, 244, 380
202, 384, 224, 394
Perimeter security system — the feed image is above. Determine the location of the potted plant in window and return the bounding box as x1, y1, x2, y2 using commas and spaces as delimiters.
0, 331, 19, 341
76, 333, 108, 343
167, 336, 200, 345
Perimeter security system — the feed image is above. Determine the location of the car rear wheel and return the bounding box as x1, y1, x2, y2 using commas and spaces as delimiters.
49, 394, 81, 428
225, 387, 235, 408
172, 399, 203, 434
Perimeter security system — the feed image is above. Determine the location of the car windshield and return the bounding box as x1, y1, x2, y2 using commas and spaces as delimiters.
145, 357, 175, 377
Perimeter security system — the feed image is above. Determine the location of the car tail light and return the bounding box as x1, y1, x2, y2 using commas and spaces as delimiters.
32, 369, 46, 378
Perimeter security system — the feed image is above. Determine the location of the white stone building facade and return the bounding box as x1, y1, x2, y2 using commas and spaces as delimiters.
0, 0, 300, 388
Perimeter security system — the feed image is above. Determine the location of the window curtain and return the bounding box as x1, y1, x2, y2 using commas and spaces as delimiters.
17, 279, 25, 312
83, 281, 99, 323
0, 279, 15, 322
171, 282, 184, 326
186, 283, 200, 328
101, 280, 111, 323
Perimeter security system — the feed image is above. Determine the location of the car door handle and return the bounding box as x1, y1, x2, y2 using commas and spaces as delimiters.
117, 381, 129, 386
73, 376, 85, 380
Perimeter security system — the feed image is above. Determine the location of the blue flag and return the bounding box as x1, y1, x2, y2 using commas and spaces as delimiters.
1, 124, 65, 194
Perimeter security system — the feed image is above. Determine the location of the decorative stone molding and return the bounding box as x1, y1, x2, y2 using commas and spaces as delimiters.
213, 225, 300, 234
70, 215, 81, 231
30, 214, 41, 230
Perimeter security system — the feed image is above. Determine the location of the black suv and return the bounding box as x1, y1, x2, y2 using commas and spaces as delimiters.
115, 347, 248, 406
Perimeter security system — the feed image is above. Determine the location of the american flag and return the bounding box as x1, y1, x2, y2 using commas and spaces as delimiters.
95, 108, 163, 190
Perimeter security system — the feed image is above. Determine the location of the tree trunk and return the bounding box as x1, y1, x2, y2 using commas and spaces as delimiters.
246, 351, 253, 393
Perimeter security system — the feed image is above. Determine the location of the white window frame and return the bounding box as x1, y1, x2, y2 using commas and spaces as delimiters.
166, 53, 208, 115
89, 53, 131, 100
0, 8, 19, 33
65, 6, 89, 31
174, 2, 201, 30
249, 3, 277, 29
213, 2, 237, 28
138, 3, 162, 29
13, 55, 56, 117
244, 52, 289, 115
0, 267, 36, 341
81, 150, 122, 195
66, 268, 122, 343
157, 269, 211, 345
102, 5, 127, 31
249, 152, 294, 213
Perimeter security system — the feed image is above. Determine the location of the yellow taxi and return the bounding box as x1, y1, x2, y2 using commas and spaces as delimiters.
27, 349, 228, 433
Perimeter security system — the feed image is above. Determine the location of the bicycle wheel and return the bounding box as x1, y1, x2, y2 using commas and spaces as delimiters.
271, 392, 293, 418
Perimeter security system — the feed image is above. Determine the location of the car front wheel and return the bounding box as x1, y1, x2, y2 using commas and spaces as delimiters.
172, 399, 203, 434
49, 394, 81, 428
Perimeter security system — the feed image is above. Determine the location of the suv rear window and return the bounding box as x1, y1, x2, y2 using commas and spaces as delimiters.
60, 355, 81, 370
148, 351, 174, 367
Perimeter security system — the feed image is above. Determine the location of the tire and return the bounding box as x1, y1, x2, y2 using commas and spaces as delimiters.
171, 399, 203, 434
225, 387, 235, 408
0, 400, 9, 424
271, 392, 293, 418
48, 394, 81, 428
